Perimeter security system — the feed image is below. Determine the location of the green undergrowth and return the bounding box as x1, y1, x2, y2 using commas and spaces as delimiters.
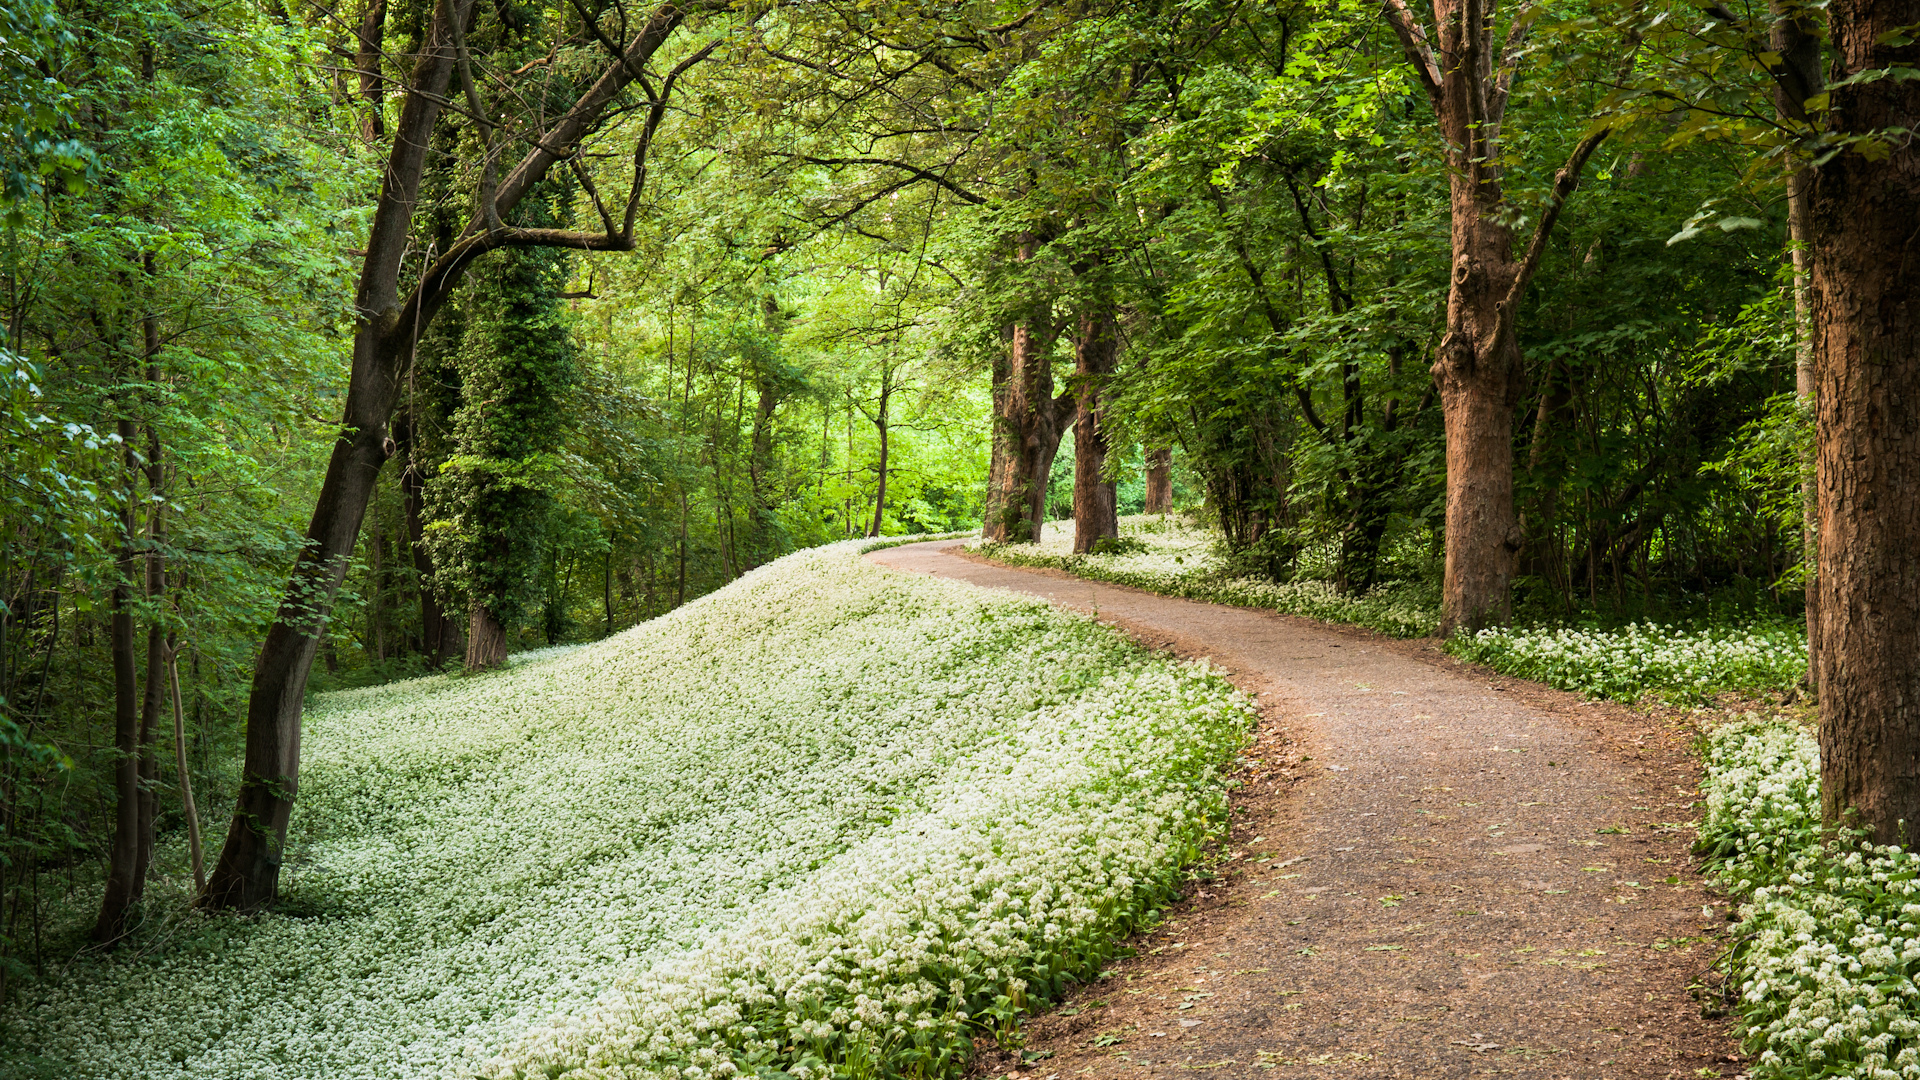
968, 515, 1437, 638
3, 538, 1252, 1080
967, 515, 1807, 703
1699, 714, 1920, 1079
1449, 621, 1807, 703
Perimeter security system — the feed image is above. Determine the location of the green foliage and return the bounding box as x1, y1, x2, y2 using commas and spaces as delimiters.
424, 230, 578, 636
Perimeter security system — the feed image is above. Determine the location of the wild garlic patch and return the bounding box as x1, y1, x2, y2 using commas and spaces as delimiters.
4, 539, 1251, 1080
1451, 623, 1807, 702
969, 516, 1439, 638
1699, 714, 1920, 1079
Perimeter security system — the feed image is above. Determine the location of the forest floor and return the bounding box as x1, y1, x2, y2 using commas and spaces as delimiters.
866, 540, 1744, 1080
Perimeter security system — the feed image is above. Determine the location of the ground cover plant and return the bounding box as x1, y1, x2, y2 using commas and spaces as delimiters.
2, 540, 1252, 1080
1699, 715, 1920, 1079
969, 516, 1440, 638
1450, 622, 1808, 702
970, 516, 1808, 703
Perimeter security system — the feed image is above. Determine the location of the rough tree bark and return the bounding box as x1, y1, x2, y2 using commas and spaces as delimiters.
465, 604, 508, 669
201, 0, 722, 911
1807, 0, 1920, 841
982, 316, 1074, 543
1143, 447, 1172, 513
1382, 0, 1611, 636
1071, 306, 1119, 553
983, 235, 1074, 543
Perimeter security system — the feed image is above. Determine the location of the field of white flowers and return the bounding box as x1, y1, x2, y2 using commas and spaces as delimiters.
1699, 715, 1920, 1079
4, 539, 1253, 1080
971, 516, 1808, 701
969, 516, 1439, 638
1450, 622, 1808, 702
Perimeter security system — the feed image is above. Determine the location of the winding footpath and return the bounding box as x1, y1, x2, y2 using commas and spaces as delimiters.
867, 540, 1740, 1080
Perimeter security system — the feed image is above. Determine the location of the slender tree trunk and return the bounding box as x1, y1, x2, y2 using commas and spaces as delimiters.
167, 642, 205, 892
1810, 0, 1920, 841
201, 0, 701, 911
134, 429, 165, 900
1143, 447, 1172, 513
92, 422, 142, 943
1792, 175, 1819, 692
1772, 4, 1822, 694
868, 380, 891, 538
399, 443, 457, 667
1071, 307, 1119, 553
602, 541, 613, 637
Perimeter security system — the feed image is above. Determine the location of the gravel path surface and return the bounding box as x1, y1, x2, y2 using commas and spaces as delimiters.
866, 540, 1741, 1080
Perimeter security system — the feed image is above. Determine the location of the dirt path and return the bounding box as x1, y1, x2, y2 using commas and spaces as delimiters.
866, 541, 1741, 1080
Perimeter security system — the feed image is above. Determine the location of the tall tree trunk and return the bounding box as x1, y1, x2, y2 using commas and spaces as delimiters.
92, 422, 143, 943
868, 378, 891, 538
1772, 3, 1822, 694
1382, 0, 1609, 635
748, 293, 783, 561
982, 236, 1073, 543
1071, 307, 1119, 553
134, 423, 165, 900
398, 439, 458, 667
982, 326, 1073, 542
201, 0, 700, 910
1143, 447, 1172, 513
167, 642, 205, 892
199, 0, 463, 914
1809, 0, 1920, 841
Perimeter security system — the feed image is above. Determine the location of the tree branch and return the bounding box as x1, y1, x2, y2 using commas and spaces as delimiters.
797, 155, 991, 206
1381, 0, 1444, 110
1504, 128, 1609, 310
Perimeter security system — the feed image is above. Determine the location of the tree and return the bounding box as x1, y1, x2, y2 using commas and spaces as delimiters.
202, 0, 735, 911
1800, 0, 1920, 841
1380, 0, 1619, 634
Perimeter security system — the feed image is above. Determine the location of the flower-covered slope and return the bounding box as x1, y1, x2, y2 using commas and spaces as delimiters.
7, 540, 1251, 1080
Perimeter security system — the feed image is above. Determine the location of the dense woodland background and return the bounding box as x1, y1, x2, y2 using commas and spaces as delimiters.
0, 0, 1828, 992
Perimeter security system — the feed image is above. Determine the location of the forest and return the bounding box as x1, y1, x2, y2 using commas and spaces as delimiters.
3, 0, 1918, 1075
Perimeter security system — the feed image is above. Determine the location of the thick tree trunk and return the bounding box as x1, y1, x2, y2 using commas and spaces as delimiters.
1810, 0, 1920, 842
93, 423, 143, 943
1384, 0, 1608, 637
1433, 233, 1525, 636
982, 322, 1073, 543
1071, 307, 1119, 554
1143, 447, 1172, 513
466, 601, 508, 669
